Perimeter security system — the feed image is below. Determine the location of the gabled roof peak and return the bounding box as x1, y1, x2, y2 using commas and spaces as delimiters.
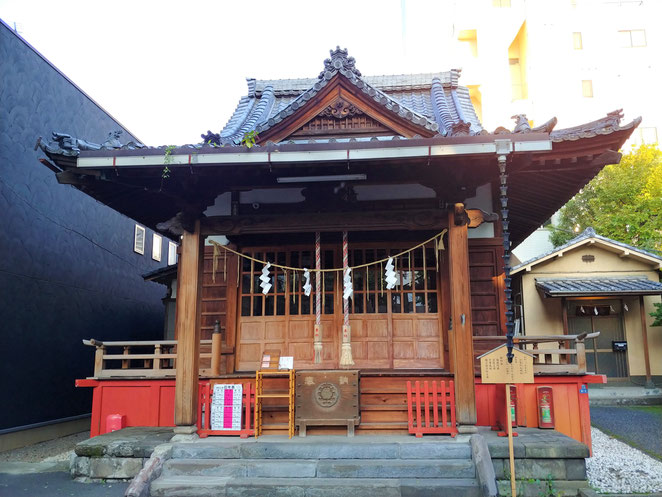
320, 46, 361, 79
512, 226, 662, 274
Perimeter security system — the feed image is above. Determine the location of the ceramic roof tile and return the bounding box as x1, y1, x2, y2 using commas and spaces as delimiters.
513, 227, 662, 272
218, 48, 482, 144
535, 277, 662, 296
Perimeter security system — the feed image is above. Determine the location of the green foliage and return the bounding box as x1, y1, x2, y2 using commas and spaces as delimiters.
650, 302, 662, 327
241, 130, 259, 148
551, 145, 662, 253
162, 145, 176, 179
501, 473, 561, 497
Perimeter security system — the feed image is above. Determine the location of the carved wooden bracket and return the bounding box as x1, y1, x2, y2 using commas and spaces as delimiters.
454, 204, 497, 228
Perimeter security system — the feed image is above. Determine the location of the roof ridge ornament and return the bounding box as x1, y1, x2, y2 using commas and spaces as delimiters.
319, 46, 362, 79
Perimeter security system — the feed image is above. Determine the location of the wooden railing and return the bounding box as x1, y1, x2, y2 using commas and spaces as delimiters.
82, 337, 223, 379
473, 332, 599, 374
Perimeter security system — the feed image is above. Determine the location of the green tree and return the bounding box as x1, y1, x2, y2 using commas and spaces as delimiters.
550, 145, 662, 252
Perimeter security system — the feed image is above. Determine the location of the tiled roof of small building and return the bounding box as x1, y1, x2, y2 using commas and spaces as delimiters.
513, 227, 662, 273
216, 47, 481, 145
535, 277, 662, 297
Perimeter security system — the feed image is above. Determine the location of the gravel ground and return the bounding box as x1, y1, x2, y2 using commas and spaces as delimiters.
0, 432, 89, 463
588, 427, 662, 494
591, 406, 662, 460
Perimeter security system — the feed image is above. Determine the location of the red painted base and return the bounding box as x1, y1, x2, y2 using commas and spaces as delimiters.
76, 373, 605, 452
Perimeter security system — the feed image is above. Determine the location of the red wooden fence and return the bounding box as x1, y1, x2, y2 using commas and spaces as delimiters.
406, 380, 457, 437
197, 382, 255, 438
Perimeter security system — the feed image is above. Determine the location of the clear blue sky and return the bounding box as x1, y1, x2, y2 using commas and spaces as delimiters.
1, 0, 457, 145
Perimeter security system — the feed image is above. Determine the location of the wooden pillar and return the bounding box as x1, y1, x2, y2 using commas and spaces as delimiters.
561, 297, 569, 335
448, 204, 477, 426
174, 220, 204, 430
639, 295, 654, 388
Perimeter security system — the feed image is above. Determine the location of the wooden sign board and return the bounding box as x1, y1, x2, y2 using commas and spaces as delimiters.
478, 344, 534, 384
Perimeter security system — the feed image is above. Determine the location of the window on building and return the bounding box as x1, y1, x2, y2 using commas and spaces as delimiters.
134, 225, 146, 254
638, 127, 658, 145
493, 0, 511, 6
167, 241, 178, 266
618, 29, 646, 47
573, 32, 583, 50
582, 80, 593, 98
510, 59, 524, 100
152, 234, 162, 261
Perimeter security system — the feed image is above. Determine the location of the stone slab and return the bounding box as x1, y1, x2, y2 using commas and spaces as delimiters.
482, 427, 589, 459
150, 475, 230, 497
565, 459, 587, 480
227, 478, 401, 497
172, 443, 242, 459
400, 478, 481, 497
316, 459, 475, 479
75, 427, 174, 458
164, 459, 317, 478
399, 441, 472, 459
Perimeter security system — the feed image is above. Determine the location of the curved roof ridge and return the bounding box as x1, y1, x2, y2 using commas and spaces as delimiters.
430, 77, 452, 136
251, 47, 440, 138
551, 110, 642, 142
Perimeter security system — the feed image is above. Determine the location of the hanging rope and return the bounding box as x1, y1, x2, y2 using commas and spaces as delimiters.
314, 232, 322, 364
340, 231, 354, 367
208, 229, 447, 280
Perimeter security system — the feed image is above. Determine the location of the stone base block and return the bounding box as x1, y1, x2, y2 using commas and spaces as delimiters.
71, 454, 144, 479
497, 478, 588, 497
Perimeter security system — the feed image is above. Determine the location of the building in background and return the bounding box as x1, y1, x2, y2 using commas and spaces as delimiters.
444, 0, 661, 260
512, 228, 662, 386
0, 20, 171, 450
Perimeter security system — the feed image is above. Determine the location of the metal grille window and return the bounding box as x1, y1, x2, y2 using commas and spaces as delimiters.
240, 249, 335, 317
349, 246, 438, 315
167, 241, 178, 265
152, 234, 162, 261
134, 225, 146, 254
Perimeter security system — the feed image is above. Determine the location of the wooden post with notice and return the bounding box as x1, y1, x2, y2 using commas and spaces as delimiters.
479, 345, 534, 497
174, 219, 204, 432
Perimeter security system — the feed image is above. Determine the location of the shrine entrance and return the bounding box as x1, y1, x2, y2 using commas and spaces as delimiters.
234, 241, 445, 371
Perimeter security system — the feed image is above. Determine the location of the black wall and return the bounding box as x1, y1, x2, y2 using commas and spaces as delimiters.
0, 21, 167, 430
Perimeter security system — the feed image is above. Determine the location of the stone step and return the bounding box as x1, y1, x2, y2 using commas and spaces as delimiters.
163, 457, 476, 479
171, 438, 472, 460
151, 476, 482, 497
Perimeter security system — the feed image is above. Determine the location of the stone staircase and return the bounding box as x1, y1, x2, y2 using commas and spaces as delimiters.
150, 435, 482, 497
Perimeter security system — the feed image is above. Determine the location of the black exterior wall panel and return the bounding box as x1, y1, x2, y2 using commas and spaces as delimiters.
0, 21, 166, 430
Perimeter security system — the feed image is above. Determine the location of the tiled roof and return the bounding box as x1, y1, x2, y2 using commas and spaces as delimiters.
549, 109, 642, 142
535, 277, 662, 297
512, 227, 662, 273
218, 47, 481, 145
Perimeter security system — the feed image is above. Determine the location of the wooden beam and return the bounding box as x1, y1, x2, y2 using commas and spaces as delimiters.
174, 219, 204, 429
201, 209, 448, 236
448, 205, 476, 426
639, 295, 654, 388
561, 297, 569, 335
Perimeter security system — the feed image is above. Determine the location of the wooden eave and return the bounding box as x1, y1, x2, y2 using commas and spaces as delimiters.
506, 126, 635, 245
43, 123, 635, 244
255, 73, 437, 145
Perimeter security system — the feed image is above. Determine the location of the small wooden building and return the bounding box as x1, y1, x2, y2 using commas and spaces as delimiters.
512, 227, 662, 386
39, 48, 640, 440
